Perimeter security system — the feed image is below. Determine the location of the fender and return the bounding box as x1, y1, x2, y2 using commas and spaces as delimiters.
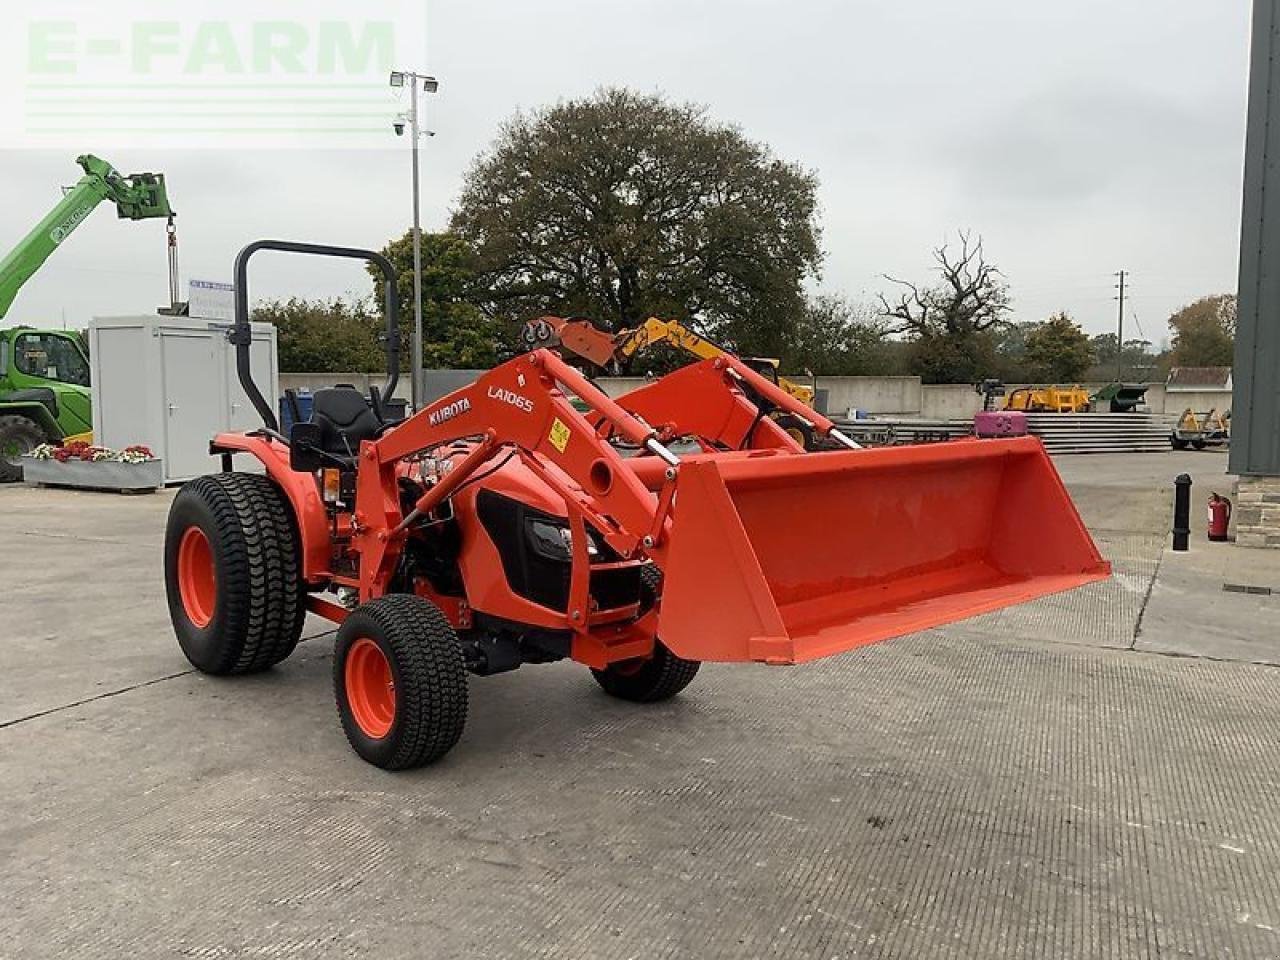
209, 432, 332, 584
0, 401, 63, 441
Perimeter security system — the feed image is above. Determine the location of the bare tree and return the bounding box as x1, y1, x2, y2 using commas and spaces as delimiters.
877, 231, 1011, 337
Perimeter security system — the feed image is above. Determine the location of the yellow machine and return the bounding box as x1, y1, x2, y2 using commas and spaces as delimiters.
1003, 386, 1092, 414
612, 318, 816, 405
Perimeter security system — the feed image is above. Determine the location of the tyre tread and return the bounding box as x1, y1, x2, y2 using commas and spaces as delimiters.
335, 595, 468, 769
0, 414, 49, 483
175, 473, 304, 674
592, 568, 700, 704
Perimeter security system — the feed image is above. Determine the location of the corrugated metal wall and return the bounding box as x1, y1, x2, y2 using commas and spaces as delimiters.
1233, 0, 1280, 476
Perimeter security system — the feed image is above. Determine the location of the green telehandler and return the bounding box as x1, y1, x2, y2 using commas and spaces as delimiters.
0, 154, 174, 481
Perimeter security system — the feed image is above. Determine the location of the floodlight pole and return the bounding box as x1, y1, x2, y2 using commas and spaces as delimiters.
390, 70, 438, 409
410, 77, 424, 409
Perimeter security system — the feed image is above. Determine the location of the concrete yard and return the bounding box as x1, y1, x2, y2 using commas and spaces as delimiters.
3, 449, 1280, 959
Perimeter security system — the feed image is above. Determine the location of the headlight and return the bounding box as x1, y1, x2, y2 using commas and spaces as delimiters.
526, 518, 598, 561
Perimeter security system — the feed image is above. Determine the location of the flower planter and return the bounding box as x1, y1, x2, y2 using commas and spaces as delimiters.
21, 455, 163, 493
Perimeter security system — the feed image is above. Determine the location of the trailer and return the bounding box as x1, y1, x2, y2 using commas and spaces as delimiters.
1171, 408, 1230, 450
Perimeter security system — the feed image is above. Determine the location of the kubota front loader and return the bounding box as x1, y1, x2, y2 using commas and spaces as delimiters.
163, 241, 1109, 770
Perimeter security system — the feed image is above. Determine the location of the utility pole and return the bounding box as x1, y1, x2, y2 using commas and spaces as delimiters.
1114, 270, 1128, 382
409, 77, 423, 409
389, 70, 439, 409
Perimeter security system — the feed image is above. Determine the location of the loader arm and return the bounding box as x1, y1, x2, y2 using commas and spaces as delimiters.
526, 316, 624, 369
613, 354, 854, 452
524, 316, 843, 451
357, 349, 682, 598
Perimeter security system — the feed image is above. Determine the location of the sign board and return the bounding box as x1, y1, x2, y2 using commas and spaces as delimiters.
188, 279, 236, 322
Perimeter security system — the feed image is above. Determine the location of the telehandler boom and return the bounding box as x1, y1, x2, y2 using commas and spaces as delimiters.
0, 154, 173, 320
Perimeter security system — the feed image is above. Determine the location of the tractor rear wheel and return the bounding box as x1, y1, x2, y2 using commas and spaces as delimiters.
334, 595, 468, 769
164, 473, 305, 674
0, 414, 47, 483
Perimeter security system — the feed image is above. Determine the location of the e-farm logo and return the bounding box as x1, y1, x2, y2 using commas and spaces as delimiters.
29, 22, 395, 77
9, 1, 427, 149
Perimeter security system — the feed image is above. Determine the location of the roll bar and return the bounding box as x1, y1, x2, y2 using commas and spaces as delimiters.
231, 239, 401, 432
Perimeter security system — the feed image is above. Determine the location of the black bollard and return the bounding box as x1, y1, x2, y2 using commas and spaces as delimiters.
1172, 473, 1192, 551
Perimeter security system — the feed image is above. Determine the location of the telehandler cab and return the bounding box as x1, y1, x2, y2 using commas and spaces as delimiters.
164, 241, 1109, 769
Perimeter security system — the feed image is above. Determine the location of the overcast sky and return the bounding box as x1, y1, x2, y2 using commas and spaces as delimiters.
0, 0, 1251, 345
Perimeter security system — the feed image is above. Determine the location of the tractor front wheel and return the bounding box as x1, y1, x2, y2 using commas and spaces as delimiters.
0, 414, 47, 483
592, 641, 701, 703
164, 473, 305, 674
333, 595, 468, 769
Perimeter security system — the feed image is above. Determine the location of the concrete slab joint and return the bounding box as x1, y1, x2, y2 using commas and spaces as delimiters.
1234, 475, 1280, 548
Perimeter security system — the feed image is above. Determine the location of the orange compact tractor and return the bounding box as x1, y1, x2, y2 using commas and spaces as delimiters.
164, 242, 1109, 769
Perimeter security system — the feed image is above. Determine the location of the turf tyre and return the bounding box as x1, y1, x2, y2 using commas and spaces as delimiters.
164, 473, 305, 674
334, 595, 468, 769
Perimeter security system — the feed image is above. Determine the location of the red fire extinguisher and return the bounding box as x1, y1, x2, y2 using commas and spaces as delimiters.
1208, 492, 1232, 542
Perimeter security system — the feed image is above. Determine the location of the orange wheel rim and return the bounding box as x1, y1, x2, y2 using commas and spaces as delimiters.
177, 526, 217, 628
345, 638, 396, 739
612, 657, 646, 677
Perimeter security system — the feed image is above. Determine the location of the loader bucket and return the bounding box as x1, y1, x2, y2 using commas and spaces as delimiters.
655, 437, 1108, 664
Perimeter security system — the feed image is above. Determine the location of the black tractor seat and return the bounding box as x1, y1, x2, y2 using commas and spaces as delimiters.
310, 386, 386, 458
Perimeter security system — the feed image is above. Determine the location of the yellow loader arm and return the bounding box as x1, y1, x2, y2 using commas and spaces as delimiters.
616, 318, 815, 405
521, 315, 816, 406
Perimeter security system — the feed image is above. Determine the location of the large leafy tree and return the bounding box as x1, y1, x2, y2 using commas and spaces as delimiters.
904, 332, 999, 386
790, 295, 891, 376
374, 231, 504, 369
877, 231, 1012, 383
255, 297, 386, 373
450, 87, 823, 358
1168, 294, 1236, 367
1087, 333, 1160, 381
1024, 312, 1093, 382
990, 321, 1038, 381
